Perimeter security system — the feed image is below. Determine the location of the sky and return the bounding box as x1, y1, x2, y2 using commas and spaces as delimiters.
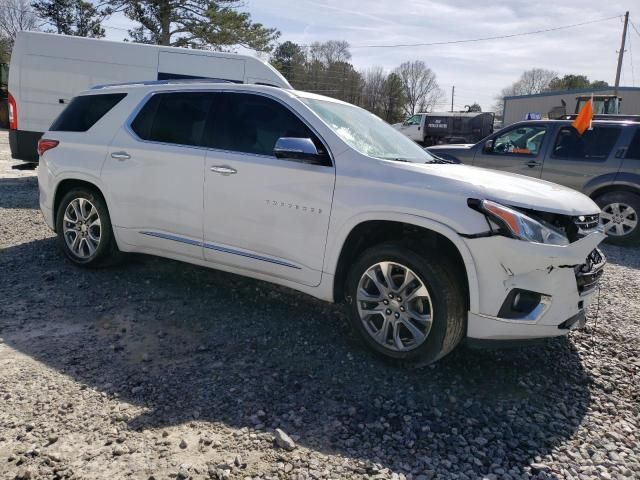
102, 0, 640, 112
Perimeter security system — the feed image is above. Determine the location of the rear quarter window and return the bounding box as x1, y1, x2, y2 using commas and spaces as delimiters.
552, 126, 621, 160
627, 129, 640, 159
50, 93, 127, 132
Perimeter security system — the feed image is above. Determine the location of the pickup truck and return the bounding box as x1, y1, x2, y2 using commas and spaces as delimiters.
394, 112, 494, 146
37, 82, 605, 365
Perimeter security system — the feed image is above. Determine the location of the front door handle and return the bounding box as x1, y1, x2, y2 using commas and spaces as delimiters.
526, 160, 541, 168
111, 151, 131, 161
210, 165, 237, 176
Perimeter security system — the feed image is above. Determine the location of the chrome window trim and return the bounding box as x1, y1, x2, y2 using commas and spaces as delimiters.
124, 88, 335, 166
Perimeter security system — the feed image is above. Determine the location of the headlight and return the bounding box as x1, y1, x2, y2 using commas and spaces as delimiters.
475, 200, 569, 246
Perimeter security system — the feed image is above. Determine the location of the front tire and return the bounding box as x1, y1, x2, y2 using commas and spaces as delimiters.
55, 188, 118, 267
346, 242, 466, 366
595, 191, 640, 246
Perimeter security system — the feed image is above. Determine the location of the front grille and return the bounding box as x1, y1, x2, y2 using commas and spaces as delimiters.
575, 248, 606, 294
573, 214, 600, 233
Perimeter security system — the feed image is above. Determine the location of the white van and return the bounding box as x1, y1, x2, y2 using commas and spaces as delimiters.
8, 31, 291, 162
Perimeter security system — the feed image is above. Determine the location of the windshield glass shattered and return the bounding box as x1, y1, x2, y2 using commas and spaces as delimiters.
300, 97, 440, 163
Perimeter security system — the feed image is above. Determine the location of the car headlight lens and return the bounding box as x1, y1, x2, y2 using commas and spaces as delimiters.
479, 200, 569, 246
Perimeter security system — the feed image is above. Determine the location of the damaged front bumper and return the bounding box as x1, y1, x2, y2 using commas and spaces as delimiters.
464, 232, 606, 341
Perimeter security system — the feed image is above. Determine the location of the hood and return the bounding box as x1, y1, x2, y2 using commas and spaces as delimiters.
402, 163, 599, 216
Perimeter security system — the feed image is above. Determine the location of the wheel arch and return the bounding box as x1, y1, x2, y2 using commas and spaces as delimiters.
588, 180, 640, 201
328, 214, 479, 312
53, 176, 109, 232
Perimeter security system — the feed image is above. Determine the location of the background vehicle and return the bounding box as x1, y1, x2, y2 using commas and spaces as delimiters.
8, 31, 291, 163
428, 119, 640, 245
37, 82, 605, 366
394, 111, 494, 146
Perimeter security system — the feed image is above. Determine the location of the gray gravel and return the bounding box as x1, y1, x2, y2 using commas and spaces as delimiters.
0, 129, 639, 479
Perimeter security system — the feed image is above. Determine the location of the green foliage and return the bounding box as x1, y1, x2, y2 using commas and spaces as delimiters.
32, 0, 106, 38
110, 0, 279, 51
0, 35, 10, 63
546, 74, 608, 91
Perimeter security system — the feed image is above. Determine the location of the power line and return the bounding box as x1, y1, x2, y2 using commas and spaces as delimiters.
345, 14, 622, 49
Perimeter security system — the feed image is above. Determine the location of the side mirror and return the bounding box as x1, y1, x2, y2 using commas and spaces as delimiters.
273, 137, 327, 164
483, 139, 495, 153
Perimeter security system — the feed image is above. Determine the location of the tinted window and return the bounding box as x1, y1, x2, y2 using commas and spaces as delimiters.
50, 93, 126, 132
204, 93, 325, 157
552, 126, 621, 160
131, 92, 213, 146
627, 129, 640, 159
492, 125, 546, 156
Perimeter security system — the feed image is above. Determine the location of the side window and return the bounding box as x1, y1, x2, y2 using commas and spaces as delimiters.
204, 93, 327, 159
130, 92, 213, 147
626, 129, 640, 159
492, 125, 546, 156
50, 93, 126, 132
406, 115, 421, 126
552, 126, 621, 160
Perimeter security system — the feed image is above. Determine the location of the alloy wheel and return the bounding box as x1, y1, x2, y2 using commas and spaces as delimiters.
356, 261, 433, 352
601, 202, 638, 237
62, 198, 102, 259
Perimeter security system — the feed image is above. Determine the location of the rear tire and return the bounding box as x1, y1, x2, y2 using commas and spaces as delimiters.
595, 191, 640, 246
346, 241, 466, 366
55, 187, 119, 267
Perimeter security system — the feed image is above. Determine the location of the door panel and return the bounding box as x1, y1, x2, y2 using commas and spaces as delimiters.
541, 125, 623, 191
204, 150, 334, 286
103, 128, 205, 258
472, 124, 548, 177
397, 114, 423, 142
201, 91, 335, 286
101, 91, 213, 259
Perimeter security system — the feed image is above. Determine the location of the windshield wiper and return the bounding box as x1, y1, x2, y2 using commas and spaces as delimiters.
426, 154, 458, 164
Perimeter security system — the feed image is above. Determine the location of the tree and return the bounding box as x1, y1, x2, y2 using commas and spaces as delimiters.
466, 103, 482, 112
0, 35, 10, 63
270, 41, 306, 87
308, 40, 351, 65
492, 68, 557, 113
547, 74, 608, 91
380, 72, 406, 123
32, 0, 106, 38
395, 60, 444, 116
109, 0, 279, 51
0, 0, 38, 48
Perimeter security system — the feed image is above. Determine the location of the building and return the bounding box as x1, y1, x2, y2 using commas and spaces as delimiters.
502, 86, 640, 126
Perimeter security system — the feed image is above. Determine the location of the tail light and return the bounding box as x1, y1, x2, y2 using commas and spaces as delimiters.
8, 92, 17, 130
37, 139, 59, 156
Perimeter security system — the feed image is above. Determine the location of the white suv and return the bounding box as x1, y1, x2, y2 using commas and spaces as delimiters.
37, 82, 606, 365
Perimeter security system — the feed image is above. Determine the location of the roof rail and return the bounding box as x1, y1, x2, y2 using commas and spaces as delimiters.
90, 78, 239, 90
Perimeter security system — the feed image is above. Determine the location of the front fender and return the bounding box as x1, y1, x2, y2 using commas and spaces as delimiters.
324, 211, 480, 312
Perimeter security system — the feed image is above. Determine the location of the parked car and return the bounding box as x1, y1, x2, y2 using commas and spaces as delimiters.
429, 119, 640, 245
393, 112, 494, 146
37, 82, 605, 365
8, 31, 291, 163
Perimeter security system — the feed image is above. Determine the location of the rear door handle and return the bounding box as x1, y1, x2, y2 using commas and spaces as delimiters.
210, 165, 237, 176
111, 151, 131, 161
526, 160, 541, 168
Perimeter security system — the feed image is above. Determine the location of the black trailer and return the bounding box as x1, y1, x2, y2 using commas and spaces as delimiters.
422, 112, 494, 146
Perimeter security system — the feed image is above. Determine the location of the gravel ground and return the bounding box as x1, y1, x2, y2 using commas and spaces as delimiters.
0, 129, 639, 480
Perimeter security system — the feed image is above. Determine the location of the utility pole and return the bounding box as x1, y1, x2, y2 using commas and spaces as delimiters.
450, 85, 455, 112
614, 11, 629, 97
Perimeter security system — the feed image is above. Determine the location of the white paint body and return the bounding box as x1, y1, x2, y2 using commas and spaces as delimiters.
38, 83, 606, 342
393, 114, 426, 142
8, 31, 291, 134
